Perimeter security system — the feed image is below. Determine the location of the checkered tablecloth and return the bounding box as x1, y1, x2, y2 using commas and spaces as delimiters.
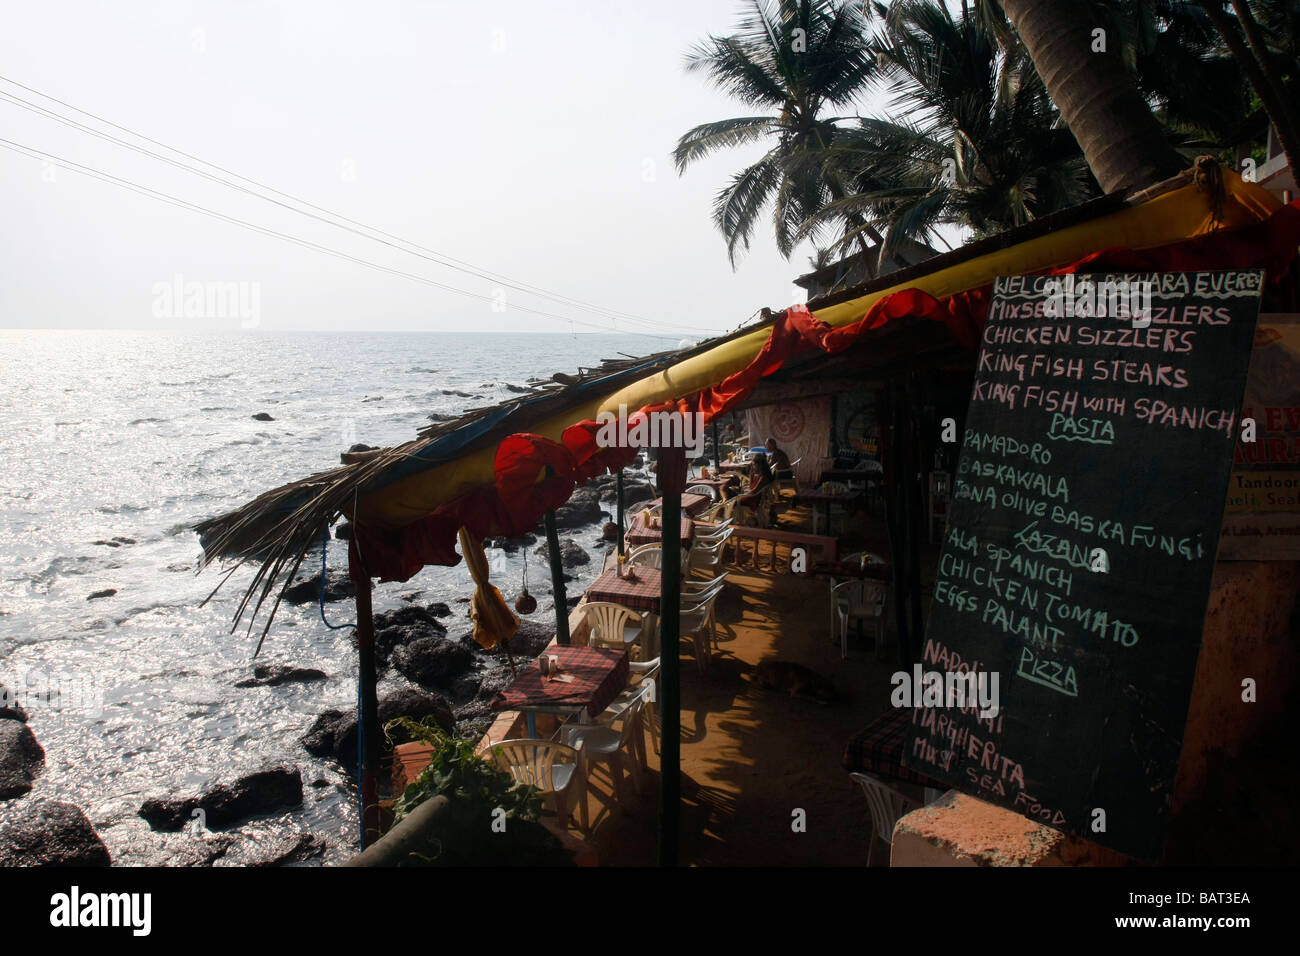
493, 644, 629, 718
648, 493, 711, 517
584, 566, 663, 615
688, 477, 733, 498
843, 708, 944, 787
626, 515, 694, 548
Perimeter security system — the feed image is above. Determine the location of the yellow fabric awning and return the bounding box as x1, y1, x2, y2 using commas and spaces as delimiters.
358, 172, 1281, 530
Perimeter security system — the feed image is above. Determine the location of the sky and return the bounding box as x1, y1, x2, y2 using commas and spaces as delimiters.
0, 0, 906, 338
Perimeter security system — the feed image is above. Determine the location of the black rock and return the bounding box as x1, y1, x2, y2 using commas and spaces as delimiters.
0, 721, 44, 799
373, 605, 449, 669
392, 635, 474, 687
302, 690, 455, 773
441, 389, 474, 398
533, 537, 589, 570
426, 602, 452, 618
234, 664, 329, 688
551, 488, 606, 529
220, 830, 326, 867
301, 711, 346, 759
333, 521, 352, 540
347, 443, 376, 453
138, 766, 303, 832
0, 684, 26, 723
86, 589, 116, 601
427, 412, 456, 423
623, 482, 655, 505
281, 571, 355, 605
251, 413, 275, 422
500, 618, 556, 658
504, 383, 531, 393
0, 800, 111, 866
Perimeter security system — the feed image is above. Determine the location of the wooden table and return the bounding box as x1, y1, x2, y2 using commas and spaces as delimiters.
795, 489, 865, 534
819, 468, 882, 485
585, 566, 664, 615
647, 493, 711, 517
493, 644, 630, 736
717, 461, 750, 475
842, 708, 944, 789
626, 514, 694, 549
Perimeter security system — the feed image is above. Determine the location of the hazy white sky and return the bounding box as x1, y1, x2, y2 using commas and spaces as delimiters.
0, 0, 896, 337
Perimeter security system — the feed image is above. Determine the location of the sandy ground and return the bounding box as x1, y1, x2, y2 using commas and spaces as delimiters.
561, 498, 928, 866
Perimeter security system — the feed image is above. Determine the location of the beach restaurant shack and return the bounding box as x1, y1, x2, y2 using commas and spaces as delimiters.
198, 161, 1300, 865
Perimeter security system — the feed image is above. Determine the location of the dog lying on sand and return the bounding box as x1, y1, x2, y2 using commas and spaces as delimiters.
754, 659, 839, 704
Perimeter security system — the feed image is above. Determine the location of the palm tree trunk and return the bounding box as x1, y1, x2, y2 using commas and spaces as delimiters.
1000, 0, 1186, 194
1225, 0, 1300, 171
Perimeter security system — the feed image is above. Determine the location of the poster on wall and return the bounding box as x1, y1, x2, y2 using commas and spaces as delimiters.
744, 397, 830, 486
1219, 314, 1300, 559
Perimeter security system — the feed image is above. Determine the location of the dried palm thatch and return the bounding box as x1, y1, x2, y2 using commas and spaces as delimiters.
193, 322, 770, 651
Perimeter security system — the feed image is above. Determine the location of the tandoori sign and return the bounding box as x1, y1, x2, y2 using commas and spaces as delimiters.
1220, 314, 1300, 559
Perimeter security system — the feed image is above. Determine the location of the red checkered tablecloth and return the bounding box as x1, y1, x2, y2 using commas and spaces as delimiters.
626, 515, 694, 548
843, 708, 944, 787
647, 493, 711, 517
493, 644, 629, 718
584, 566, 663, 615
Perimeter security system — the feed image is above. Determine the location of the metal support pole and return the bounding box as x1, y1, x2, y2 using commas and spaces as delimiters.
543, 507, 571, 645
348, 539, 382, 846
616, 470, 626, 559
885, 381, 911, 667
656, 444, 685, 867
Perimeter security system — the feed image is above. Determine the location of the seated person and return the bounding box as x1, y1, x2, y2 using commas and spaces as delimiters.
738, 452, 774, 505
764, 438, 793, 479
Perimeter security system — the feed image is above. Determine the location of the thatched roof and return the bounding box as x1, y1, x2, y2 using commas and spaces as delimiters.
193, 318, 774, 644
195, 163, 1271, 648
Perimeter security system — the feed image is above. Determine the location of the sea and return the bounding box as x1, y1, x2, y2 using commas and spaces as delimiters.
0, 329, 671, 865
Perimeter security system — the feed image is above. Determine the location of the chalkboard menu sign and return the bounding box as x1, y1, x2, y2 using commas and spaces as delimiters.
902, 271, 1263, 860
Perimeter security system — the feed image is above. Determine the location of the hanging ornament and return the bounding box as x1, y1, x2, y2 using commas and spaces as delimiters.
514, 549, 537, 615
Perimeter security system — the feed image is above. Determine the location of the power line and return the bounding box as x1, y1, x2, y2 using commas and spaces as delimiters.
0, 136, 686, 338
0, 74, 702, 337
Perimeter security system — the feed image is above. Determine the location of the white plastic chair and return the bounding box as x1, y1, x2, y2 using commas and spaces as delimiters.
490, 738, 587, 831
776, 457, 802, 496
679, 588, 722, 673
811, 481, 850, 535
832, 578, 888, 659
688, 527, 733, 577
583, 601, 644, 653
850, 771, 920, 867
605, 672, 658, 761
627, 544, 662, 568
559, 695, 645, 807
685, 483, 718, 501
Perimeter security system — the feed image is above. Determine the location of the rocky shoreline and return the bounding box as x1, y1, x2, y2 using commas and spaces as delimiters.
1, 460, 658, 866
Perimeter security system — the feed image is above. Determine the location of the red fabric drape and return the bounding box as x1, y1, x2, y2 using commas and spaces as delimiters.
353, 200, 1300, 581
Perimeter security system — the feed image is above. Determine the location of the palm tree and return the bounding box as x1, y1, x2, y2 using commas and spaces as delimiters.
998, 0, 1188, 192
673, 0, 880, 265
796, 1, 1101, 261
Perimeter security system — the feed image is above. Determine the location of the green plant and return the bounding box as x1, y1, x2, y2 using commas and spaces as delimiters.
383, 717, 574, 866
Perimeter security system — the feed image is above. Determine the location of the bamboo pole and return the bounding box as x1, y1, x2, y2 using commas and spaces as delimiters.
347, 539, 382, 846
